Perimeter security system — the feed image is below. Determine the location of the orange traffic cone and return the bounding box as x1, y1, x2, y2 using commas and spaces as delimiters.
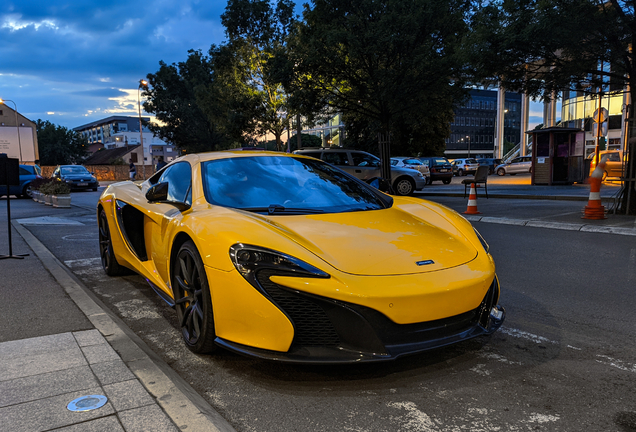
463, 183, 481, 215
582, 157, 607, 220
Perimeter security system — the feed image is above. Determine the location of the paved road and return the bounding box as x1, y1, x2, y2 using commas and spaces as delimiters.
3, 190, 636, 432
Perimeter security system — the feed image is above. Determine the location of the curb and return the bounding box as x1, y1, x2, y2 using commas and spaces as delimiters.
12, 220, 237, 432
463, 215, 636, 236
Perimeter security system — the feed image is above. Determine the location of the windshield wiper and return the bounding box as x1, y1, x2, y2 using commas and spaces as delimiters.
238, 204, 325, 215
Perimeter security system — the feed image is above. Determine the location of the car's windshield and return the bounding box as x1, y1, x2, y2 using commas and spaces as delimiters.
61, 166, 89, 175
201, 156, 386, 214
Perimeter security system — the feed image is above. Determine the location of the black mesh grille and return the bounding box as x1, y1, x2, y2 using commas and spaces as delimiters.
256, 272, 340, 346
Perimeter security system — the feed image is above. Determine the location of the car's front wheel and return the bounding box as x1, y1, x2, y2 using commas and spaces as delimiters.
497, 168, 506, 176
172, 240, 217, 354
393, 177, 415, 196
442, 179, 451, 184
457, 169, 464, 176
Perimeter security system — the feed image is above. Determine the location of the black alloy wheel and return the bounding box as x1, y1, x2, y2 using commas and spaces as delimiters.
172, 241, 217, 354
98, 209, 130, 276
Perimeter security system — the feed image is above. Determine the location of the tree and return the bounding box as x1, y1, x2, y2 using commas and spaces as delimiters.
288, 0, 472, 162
142, 50, 235, 154
220, 0, 297, 151
36, 120, 88, 166
470, 0, 636, 214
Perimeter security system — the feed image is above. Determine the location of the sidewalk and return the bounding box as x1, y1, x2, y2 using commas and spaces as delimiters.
0, 212, 234, 431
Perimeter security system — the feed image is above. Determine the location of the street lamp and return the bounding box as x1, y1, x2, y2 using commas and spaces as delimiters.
466, 135, 471, 158
138, 79, 149, 179
0, 99, 22, 162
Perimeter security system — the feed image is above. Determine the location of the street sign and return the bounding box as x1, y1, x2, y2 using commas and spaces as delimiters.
592, 107, 609, 123
592, 122, 608, 137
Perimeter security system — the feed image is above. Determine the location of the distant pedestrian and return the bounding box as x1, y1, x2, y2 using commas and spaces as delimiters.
129, 159, 137, 180
156, 156, 167, 171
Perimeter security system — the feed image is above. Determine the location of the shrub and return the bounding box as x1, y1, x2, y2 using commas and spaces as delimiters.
30, 177, 54, 191
39, 181, 71, 195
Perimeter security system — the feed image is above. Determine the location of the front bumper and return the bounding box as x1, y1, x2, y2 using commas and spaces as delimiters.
216, 275, 505, 364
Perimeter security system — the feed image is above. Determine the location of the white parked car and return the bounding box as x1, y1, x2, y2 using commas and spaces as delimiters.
451, 158, 479, 176
391, 157, 431, 184
495, 156, 532, 176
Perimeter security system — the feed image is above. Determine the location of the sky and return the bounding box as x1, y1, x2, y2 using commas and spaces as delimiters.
1, 1, 547, 131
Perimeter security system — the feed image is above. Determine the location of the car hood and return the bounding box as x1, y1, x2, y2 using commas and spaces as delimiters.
242, 205, 478, 276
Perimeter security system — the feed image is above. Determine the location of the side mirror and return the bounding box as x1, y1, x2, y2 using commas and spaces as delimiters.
145, 182, 190, 211
146, 182, 169, 202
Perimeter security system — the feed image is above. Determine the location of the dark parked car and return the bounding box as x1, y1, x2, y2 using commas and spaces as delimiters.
477, 158, 502, 175
52, 165, 99, 191
418, 157, 453, 184
0, 164, 42, 198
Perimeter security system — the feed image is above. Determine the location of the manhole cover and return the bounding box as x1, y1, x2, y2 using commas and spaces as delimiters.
67, 395, 108, 412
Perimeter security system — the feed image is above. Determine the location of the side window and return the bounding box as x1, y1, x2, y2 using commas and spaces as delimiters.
421, 159, 430, 167
511, 158, 521, 164
405, 159, 421, 165
159, 162, 192, 205
607, 152, 620, 162
390, 159, 398, 166
19, 167, 30, 176
322, 152, 349, 166
301, 151, 322, 159
351, 152, 380, 167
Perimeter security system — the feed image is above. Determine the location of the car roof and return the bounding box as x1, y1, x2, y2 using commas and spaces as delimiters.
185, 150, 316, 164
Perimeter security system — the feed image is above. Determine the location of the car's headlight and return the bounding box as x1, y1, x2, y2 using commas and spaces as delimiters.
473, 228, 490, 254
416, 172, 424, 177
230, 244, 329, 284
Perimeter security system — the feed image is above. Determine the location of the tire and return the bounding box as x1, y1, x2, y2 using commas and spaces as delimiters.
442, 179, 451, 184
510, 173, 516, 176
92, 188, 98, 192
172, 240, 217, 354
457, 169, 464, 176
22, 183, 33, 199
98, 209, 132, 276
497, 168, 506, 176
393, 177, 415, 196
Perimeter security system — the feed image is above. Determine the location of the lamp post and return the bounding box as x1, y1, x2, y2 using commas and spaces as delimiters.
466, 135, 471, 158
0, 99, 22, 162
138, 80, 149, 179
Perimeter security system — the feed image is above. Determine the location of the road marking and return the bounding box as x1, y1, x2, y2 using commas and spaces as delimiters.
64, 258, 102, 268
62, 233, 94, 241
16, 216, 84, 226
596, 355, 636, 373
499, 327, 558, 344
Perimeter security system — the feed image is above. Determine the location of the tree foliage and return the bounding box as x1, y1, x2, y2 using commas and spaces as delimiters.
36, 120, 88, 166
288, 0, 472, 156
220, 0, 297, 151
142, 50, 235, 154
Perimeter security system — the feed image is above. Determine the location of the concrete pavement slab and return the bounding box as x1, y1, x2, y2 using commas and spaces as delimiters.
0, 366, 98, 408
90, 360, 136, 386
103, 379, 156, 412
0, 386, 115, 432
0, 345, 86, 381
54, 416, 125, 432
118, 405, 179, 432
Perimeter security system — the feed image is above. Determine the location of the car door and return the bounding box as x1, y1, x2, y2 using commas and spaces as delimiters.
349, 152, 381, 181
144, 161, 194, 287
507, 157, 523, 173
604, 151, 622, 177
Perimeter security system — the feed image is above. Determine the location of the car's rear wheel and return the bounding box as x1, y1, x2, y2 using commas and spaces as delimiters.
172, 240, 217, 354
457, 169, 464, 176
497, 168, 506, 176
393, 177, 415, 196
442, 179, 451, 184
98, 209, 131, 276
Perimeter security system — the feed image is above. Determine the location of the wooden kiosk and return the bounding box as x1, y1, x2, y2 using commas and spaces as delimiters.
529, 127, 587, 185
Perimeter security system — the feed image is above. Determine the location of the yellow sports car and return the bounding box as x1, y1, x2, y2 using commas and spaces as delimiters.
98, 151, 504, 363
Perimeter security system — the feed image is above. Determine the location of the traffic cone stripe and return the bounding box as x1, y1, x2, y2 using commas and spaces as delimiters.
463, 183, 481, 215
588, 192, 601, 201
